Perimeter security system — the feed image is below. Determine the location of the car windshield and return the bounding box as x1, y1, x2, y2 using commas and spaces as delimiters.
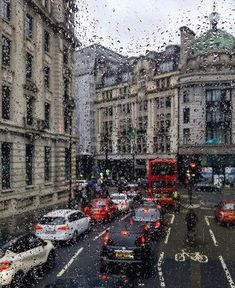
152, 181, 175, 188
40, 217, 66, 225
111, 195, 126, 200
133, 208, 160, 221
92, 200, 107, 208
223, 203, 235, 211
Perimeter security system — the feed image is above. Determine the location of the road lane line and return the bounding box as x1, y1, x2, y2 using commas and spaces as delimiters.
170, 214, 175, 224
164, 227, 171, 244
57, 247, 84, 277
120, 213, 130, 221
157, 252, 166, 287
205, 216, 210, 226
93, 229, 108, 241
209, 229, 219, 247
218, 256, 235, 288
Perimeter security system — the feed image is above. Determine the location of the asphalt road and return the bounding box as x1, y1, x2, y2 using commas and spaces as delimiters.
30, 193, 235, 288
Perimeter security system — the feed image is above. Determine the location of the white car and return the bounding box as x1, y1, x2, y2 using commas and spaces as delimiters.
110, 193, 132, 212
35, 209, 90, 242
0, 233, 55, 286
76, 180, 88, 189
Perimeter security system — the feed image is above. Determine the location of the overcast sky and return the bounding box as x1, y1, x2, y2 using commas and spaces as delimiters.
76, 0, 235, 56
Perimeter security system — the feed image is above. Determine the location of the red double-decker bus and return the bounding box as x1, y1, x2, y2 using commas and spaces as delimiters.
148, 159, 178, 206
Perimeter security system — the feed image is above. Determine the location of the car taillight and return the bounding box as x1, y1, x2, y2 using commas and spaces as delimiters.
57, 225, 71, 231
219, 211, 224, 219
103, 232, 110, 245
122, 200, 126, 206
144, 224, 150, 231
35, 224, 43, 230
156, 205, 162, 209
154, 221, 161, 228
139, 235, 146, 245
101, 274, 109, 281
0, 261, 12, 271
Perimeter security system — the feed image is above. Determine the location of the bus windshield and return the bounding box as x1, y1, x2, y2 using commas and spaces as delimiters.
152, 163, 175, 176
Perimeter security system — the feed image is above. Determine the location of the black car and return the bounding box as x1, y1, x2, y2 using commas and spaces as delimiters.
131, 207, 164, 240
100, 221, 152, 277
44, 275, 134, 288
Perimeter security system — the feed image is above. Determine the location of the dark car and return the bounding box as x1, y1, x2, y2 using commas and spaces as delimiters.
44, 275, 134, 288
131, 207, 164, 240
194, 183, 221, 193
100, 221, 152, 277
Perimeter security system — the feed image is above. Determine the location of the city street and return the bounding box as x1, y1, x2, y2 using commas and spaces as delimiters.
20, 191, 234, 288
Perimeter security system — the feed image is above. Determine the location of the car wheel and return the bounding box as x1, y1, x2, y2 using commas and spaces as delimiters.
11, 271, 25, 288
45, 250, 56, 270
71, 230, 78, 243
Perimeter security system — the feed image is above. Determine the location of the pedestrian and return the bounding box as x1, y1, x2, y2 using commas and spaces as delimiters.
185, 208, 198, 242
172, 191, 180, 213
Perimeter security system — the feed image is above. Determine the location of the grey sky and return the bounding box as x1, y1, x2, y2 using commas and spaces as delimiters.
76, 0, 235, 56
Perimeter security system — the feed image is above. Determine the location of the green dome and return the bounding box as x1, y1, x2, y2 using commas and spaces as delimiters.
192, 29, 235, 54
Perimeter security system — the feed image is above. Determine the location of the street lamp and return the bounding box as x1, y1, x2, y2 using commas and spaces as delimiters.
68, 99, 75, 208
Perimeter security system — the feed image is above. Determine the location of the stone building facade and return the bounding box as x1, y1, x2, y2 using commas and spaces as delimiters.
0, 0, 78, 217
178, 14, 235, 184
94, 45, 180, 178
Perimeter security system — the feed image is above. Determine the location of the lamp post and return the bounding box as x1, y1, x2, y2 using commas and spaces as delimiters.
68, 99, 75, 208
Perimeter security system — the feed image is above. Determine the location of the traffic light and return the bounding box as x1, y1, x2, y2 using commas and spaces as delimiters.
189, 162, 196, 177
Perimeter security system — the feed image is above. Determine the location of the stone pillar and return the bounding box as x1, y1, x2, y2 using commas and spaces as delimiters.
147, 100, 153, 154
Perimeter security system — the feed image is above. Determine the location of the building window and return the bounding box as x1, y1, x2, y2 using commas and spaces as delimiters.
143, 100, 148, 111
26, 52, 33, 80
63, 47, 69, 65
2, 86, 11, 120
65, 147, 71, 180
183, 128, 190, 144
2, 36, 11, 66
1, 0, 10, 21
166, 96, 171, 108
206, 89, 232, 144
160, 97, 164, 108
1, 142, 11, 189
44, 102, 50, 129
25, 14, 33, 38
64, 109, 71, 133
183, 90, 190, 103
44, 66, 50, 88
183, 108, 190, 123
44, 31, 50, 52
26, 96, 33, 125
44, 146, 51, 182
26, 144, 34, 185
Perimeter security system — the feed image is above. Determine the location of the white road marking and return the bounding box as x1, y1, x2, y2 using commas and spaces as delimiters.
157, 252, 166, 287
209, 229, 219, 247
120, 213, 130, 221
205, 216, 210, 226
93, 229, 108, 241
170, 214, 175, 225
218, 256, 235, 288
57, 247, 84, 277
164, 227, 171, 244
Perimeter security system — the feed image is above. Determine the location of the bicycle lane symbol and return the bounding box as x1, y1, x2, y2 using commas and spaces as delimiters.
175, 249, 208, 263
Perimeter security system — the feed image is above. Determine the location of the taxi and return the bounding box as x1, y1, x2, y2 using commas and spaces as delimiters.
214, 200, 235, 225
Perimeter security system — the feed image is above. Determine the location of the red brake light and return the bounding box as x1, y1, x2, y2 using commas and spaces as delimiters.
121, 230, 129, 236
121, 201, 126, 206
156, 205, 162, 209
0, 261, 12, 271
101, 274, 109, 281
140, 235, 146, 245
103, 232, 110, 245
129, 219, 134, 225
144, 224, 150, 231
154, 221, 161, 228
57, 225, 71, 231
35, 225, 43, 230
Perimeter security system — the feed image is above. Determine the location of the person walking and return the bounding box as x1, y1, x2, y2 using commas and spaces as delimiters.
185, 209, 198, 243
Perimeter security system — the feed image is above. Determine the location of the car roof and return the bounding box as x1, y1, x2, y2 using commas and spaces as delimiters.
44, 209, 77, 218
111, 193, 126, 197
222, 200, 235, 204
110, 220, 143, 233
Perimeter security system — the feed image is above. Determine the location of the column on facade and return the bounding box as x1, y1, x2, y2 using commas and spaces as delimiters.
112, 105, 119, 154
96, 108, 102, 154
147, 99, 154, 154
131, 102, 137, 154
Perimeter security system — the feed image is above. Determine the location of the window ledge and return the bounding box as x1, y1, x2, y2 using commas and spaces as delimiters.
45, 182, 53, 186
26, 185, 34, 189
1, 189, 13, 194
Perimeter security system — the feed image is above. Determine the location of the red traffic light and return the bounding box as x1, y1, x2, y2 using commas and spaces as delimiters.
190, 162, 196, 168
